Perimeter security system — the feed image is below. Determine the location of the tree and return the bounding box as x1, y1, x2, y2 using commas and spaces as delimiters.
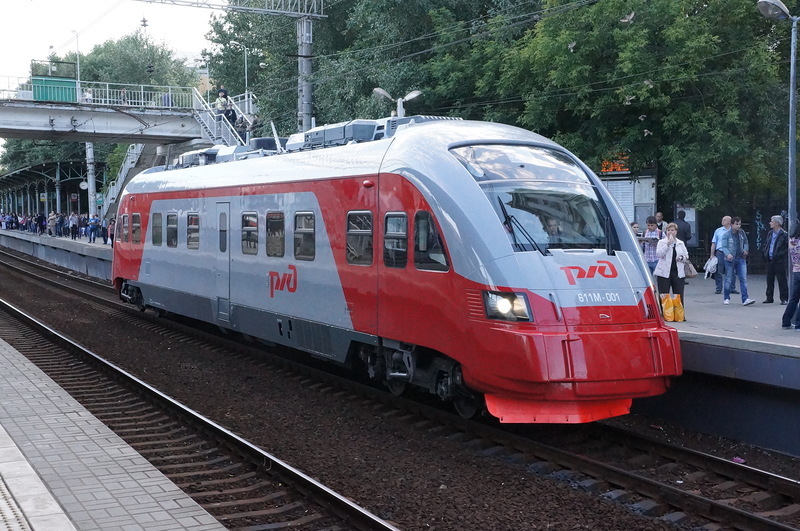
79, 30, 198, 87
506, 0, 786, 210
422, 3, 537, 122
202, 10, 308, 134
202, 0, 510, 132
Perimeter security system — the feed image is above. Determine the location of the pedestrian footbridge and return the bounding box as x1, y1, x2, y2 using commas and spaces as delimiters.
0, 77, 253, 147
0, 75, 257, 218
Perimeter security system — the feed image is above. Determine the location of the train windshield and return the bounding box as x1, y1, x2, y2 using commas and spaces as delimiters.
450, 144, 619, 252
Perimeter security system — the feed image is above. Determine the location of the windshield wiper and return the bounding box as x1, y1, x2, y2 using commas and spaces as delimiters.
604, 214, 616, 256
497, 197, 545, 254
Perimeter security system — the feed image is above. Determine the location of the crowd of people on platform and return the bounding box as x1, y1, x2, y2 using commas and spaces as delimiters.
632, 209, 800, 330
0, 211, 116, 245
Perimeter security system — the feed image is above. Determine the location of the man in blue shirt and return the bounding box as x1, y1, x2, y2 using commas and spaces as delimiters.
87, 213, 100, 243
717, 217, 755, 306
709, 215, 737, 295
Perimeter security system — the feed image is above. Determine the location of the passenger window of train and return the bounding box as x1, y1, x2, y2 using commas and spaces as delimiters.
151, 213, 162, 246
384, 213, 407, 268
219, 212, 227, 253
122, 214, 129, 243
414, 211, 449, 272
241, 212, 258, 255
294, 212, 315, 261
266, 212, 285, 257
166, 214, 178, 248
346, 211, 373, 266
131, 213, 142, 244
187, 213, 200, 250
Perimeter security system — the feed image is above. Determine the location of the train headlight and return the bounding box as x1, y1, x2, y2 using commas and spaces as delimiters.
483, 291, 531, 321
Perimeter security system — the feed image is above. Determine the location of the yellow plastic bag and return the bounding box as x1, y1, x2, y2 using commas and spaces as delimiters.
672, 294, 685, 322
660, 293, 674, 322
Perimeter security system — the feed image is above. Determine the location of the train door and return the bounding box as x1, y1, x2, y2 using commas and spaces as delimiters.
377, 174, 458, 350
323, 177, 379, 336
215, 202, 231, 322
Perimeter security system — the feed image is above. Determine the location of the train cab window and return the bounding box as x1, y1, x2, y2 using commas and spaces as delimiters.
131, 214, 142, 244
266, 212, 285, 257
122, 214, 129, 243
414, 211, 449, 272
293, 212, 315, 261
346, 211, 373, 265
384, 213, 407, 268
187, 213, 200, 250
450, 144, 620, 252
166, 214, 178, 248
151, 213, 162, 246
241, 212, 258, 255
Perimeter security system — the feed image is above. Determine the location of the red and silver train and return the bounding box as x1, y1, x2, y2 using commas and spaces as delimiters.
112, 116, 681, 423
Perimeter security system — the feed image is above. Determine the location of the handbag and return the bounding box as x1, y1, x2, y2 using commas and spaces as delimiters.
685, 260, 698, 278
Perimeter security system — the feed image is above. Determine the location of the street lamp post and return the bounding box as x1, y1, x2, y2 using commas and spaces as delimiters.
72, 30, 81, 103
194, 58, 211, 102
759, 0, 799, 234
372, 88, 423, 118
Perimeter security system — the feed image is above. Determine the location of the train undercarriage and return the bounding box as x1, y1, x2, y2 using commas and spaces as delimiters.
120, 280, 483, 418
358, 342, 483, 418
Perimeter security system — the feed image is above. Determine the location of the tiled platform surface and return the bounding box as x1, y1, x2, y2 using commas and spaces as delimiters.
672, 272, 800, 355
0, 339, 224, 531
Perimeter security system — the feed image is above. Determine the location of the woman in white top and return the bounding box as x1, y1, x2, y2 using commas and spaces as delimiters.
654, 222, 689, 321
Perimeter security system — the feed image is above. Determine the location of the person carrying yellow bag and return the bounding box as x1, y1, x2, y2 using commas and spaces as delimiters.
654, 223, 690, 322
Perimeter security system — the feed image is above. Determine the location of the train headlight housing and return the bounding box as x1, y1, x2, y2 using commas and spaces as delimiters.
484, 291, 531, 321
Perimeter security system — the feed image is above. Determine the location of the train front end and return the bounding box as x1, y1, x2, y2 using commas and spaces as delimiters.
385, 123, 682, 423
451, 141, 681, 423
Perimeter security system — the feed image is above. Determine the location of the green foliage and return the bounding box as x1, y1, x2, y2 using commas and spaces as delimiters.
79, 31, 198, 86
509, 0, 786, 210
0, 140, 82, 169
103, 144, 130, 188
203, 11, 301, 133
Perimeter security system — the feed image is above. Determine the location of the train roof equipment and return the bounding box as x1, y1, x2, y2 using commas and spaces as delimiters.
158, 115, 465, 174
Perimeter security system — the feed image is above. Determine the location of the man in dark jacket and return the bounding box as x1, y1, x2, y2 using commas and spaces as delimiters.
675, 210, 692, 244
763, 215, 789, 304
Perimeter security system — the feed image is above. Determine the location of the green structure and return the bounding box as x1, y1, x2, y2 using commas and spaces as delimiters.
32, 77, 77, 103
30, 60, 78, 103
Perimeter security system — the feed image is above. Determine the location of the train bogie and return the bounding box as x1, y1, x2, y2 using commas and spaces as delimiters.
113, 116, 681, 424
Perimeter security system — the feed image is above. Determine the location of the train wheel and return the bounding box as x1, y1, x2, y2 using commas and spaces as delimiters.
134, 293, 146, 312
386, 379, 407, 396
453, 391, 481, 419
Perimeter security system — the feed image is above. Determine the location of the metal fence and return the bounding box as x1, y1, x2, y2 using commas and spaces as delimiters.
0, 76, 195, 109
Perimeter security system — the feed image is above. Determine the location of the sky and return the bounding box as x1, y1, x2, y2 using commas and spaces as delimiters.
0, 0, 217, 80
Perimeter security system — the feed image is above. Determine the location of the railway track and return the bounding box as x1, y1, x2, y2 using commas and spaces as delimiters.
1, 246, 799, 530
0, 296, 397, 531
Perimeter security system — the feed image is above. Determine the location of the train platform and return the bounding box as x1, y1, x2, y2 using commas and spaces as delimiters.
670, 272, 800, 390
0, 338, 224, 530
0, 230, 112, 280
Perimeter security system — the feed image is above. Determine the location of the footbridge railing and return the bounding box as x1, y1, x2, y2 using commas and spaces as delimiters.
0, 77, 195, 109
0, 77, 252, 146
